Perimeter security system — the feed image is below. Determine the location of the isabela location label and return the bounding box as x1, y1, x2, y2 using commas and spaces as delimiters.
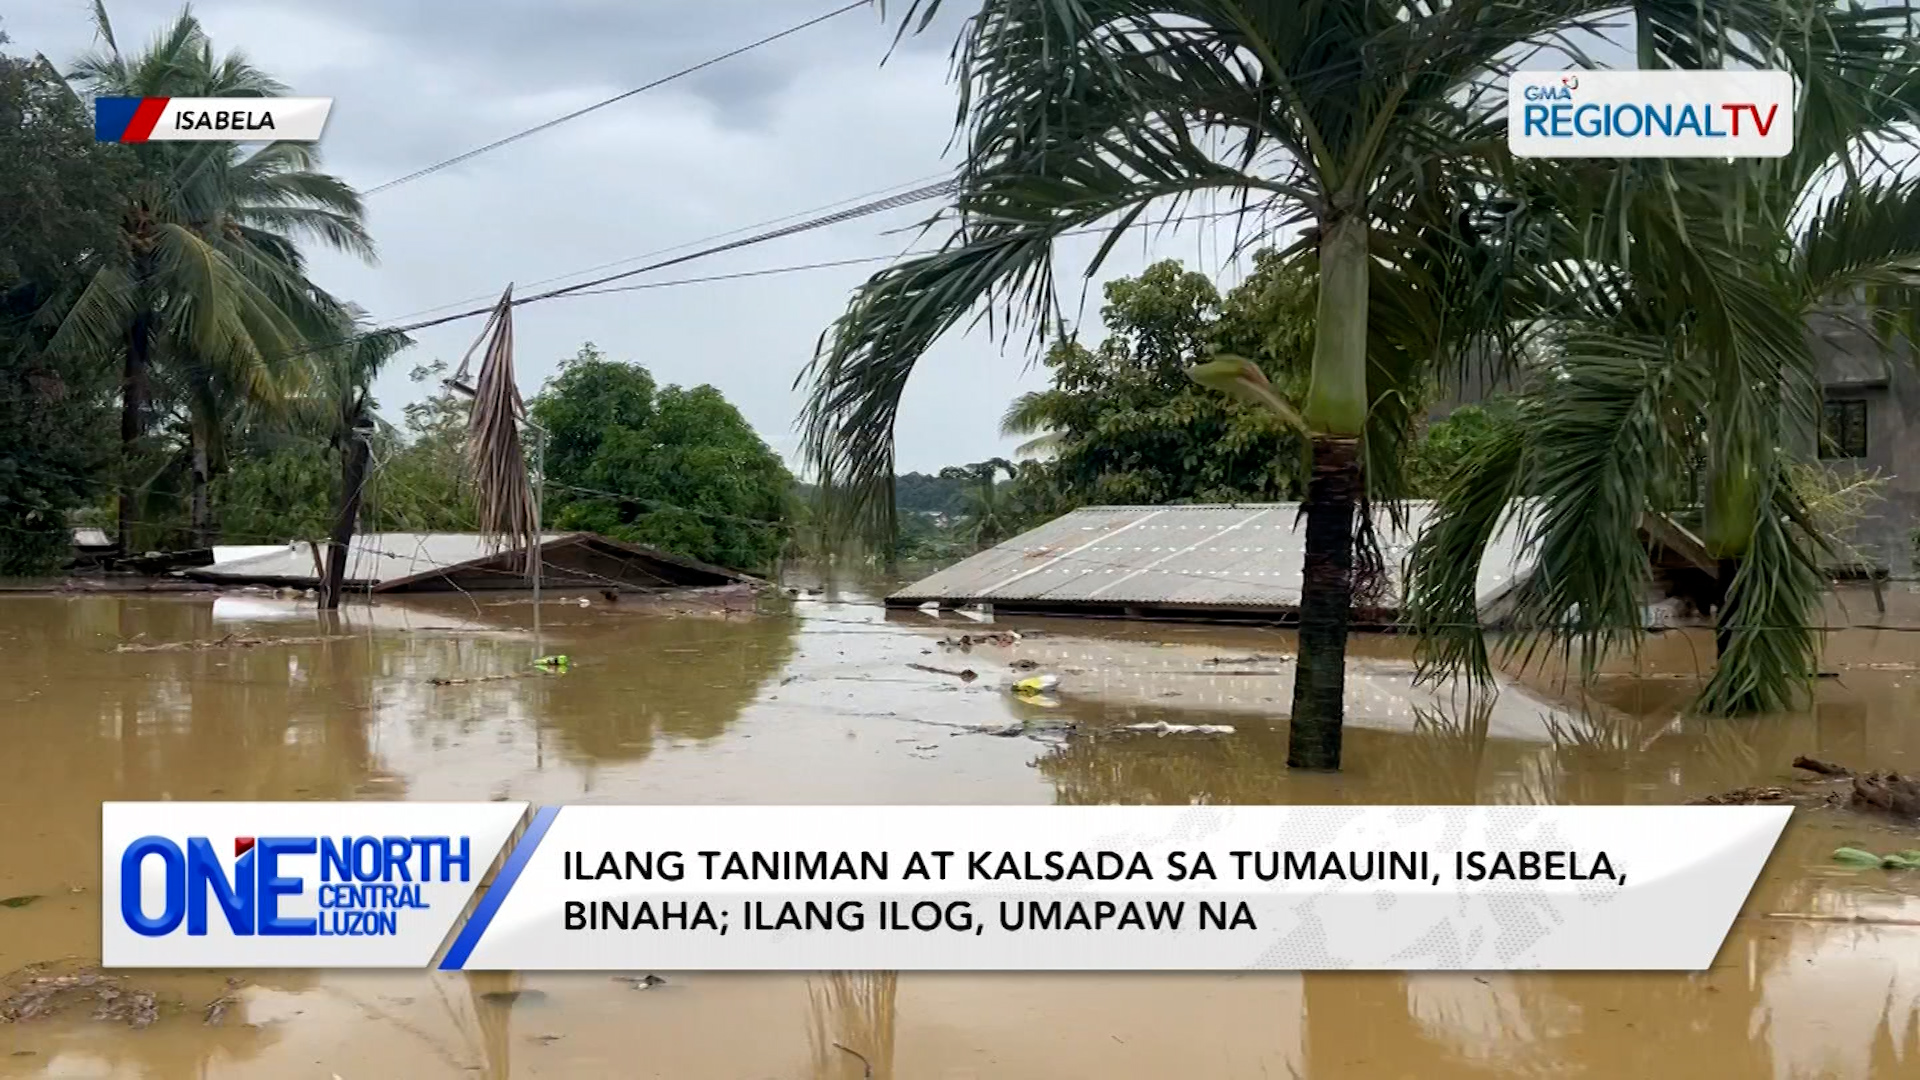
94, 97, 333, 143
1508, 71, 1793, 158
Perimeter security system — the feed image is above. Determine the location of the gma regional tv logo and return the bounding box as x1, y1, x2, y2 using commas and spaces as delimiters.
94, 97, 332, 143
1508, 70, 1792, 158
103, 802, 524, 968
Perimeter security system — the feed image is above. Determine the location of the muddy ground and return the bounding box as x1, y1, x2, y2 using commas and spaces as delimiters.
1, 579, 1918, 1078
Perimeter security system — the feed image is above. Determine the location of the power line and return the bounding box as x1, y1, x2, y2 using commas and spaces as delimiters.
0, 201, 1292, 404
362, 0, 873, 196
374, 170, 952, 323
290, 178, 959, 356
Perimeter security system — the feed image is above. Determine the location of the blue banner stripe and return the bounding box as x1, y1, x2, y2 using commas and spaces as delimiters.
94, 96, 141, 141
438, 805, 559, 970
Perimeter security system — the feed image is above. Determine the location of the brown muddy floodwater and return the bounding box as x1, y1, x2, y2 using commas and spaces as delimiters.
2, 581, 1919, 1078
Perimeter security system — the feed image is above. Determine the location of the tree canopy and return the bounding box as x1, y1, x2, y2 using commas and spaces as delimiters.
531, 344, 793, 574
0, 34, 123, 572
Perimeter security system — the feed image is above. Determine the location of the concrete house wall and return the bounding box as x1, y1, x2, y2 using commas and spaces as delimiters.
1809, 308, 1920, 577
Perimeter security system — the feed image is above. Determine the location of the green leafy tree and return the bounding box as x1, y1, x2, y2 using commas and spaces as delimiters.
0, 33, 124, 572
1404, 402, 1519, 499
371, 360, 478, 532
532, 345, 792, 573
1001, 256, 1315, 507
54, 4, 375, 552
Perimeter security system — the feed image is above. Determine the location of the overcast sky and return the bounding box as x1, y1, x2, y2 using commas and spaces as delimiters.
7, 0, 1282, 474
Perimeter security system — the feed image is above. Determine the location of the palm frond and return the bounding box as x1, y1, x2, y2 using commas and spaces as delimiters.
464, 289, 538, 573
1696, 463, 1825, 714
1406, 400, 1530, 688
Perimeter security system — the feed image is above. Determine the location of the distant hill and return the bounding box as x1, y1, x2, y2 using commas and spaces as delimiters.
790, 472, 971, 518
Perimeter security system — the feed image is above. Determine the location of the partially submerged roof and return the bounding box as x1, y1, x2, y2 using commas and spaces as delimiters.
184, 532, 752, 592
888, 502, 1535, 621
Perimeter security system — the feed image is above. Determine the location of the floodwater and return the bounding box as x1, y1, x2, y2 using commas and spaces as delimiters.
2, 578, 1919, 1079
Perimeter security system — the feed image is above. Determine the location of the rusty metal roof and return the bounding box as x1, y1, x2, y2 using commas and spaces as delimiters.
888, 502, 1536, 615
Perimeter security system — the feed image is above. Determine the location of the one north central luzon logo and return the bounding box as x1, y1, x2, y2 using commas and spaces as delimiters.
119, 835, 471, 938
1520, 78, 1780, 140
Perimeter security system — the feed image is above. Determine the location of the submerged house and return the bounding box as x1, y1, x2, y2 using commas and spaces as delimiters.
890, 502, 1532, 624
184, 532, 752, 593
891, 501, 1715, 626
1437, 306, 1920, 578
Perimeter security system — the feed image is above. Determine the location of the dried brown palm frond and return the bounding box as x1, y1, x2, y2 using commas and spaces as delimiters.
460, 286, 537, 577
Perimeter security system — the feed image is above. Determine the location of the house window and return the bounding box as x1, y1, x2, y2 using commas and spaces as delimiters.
1822, 399, 1869, 459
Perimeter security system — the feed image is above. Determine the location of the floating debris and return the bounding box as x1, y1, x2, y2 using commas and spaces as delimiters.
428, 672, 536, 687
1832, 847, 1920, 870
1011, 674, 1059, 695
116, 633, 352, 653
0, 969, 158, 1028
612, 974, 668, 990
533, 655, 571, 672
1691, 787, 1799, 806
938, 631, 1022, 651
1204, 654, 1285, 665
908, 663, 978, 682
1008, 658, 1040, 671
0, 896, 40, 909
1122, 722, 1236, 736
1792, 756, 1920, 820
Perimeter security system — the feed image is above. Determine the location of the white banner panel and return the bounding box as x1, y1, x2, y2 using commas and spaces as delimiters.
1509, 71, 1793, 158
95, 97, 333, 143
103, 802, 525, 967
447, 805, 1789, 971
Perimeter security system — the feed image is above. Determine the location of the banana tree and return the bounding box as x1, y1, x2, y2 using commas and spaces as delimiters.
1406, 5, 1920, 715
801, 0, 1799, 769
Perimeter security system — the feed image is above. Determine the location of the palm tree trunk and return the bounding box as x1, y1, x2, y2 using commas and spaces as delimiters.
117, 313, 151, 557
319, 431, 370, 610
189, 438, 212, 549
1289, 209, 1370, 771
1293, 436, 1361, 768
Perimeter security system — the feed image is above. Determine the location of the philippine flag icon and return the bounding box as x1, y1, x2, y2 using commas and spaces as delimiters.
93, 97, 169, 143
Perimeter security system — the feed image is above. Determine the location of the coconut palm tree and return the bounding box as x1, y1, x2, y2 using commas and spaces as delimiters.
53, 3, 373, 552
1406, 8, 1920, 716
800, 0, 1823, 769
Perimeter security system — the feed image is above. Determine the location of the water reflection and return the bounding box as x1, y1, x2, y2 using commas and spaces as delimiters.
808, 972, 897, 1079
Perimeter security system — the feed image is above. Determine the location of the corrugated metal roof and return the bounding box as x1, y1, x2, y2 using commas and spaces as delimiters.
186, 533, 568, 587
889, 501, 1535, 614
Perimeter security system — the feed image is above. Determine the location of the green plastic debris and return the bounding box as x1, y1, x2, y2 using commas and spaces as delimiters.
1833, 846, 1920, 869
0, 895, 40, 909
534, 655, 571, 671
1832, 847, 1885, 867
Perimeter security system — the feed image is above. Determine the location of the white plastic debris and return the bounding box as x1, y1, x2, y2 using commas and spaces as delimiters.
1123, 721, 1236, 736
